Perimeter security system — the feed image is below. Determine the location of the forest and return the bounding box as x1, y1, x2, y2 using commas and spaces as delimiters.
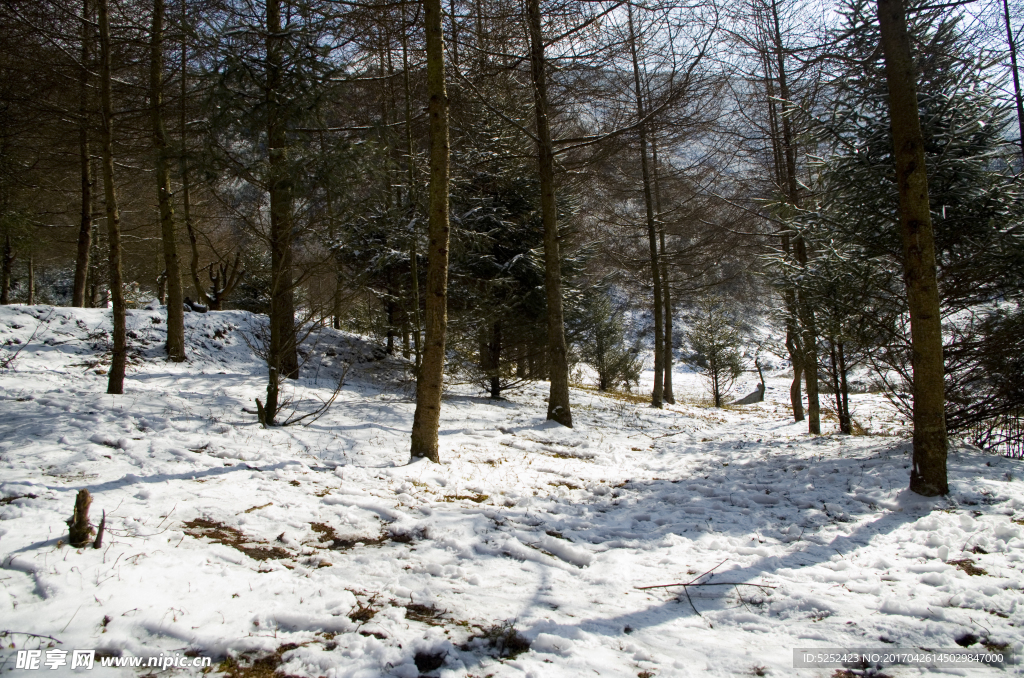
1, 0, 1023, 674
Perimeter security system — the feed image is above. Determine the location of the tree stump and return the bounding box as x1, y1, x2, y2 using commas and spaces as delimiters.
68, 489, 93, 547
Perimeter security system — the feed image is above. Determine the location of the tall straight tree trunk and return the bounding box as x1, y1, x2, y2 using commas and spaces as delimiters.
527, 0, 572, 427
73, 0, 93, 308
98, 0, 126, 395
267, 0, 298, 383
259, 0, 299, 425
410, 0, 451, 462
651, 137, 673, 404
151, 0, 184, 362
877, 0, 948, 496
627, 3, 664, 409
1, 235, 11, 304
401, 2, 422, 369
179, 0, 210, 309
1003, 0, 1024, 161
760, 16, 803, 422
771, 0, 818, 433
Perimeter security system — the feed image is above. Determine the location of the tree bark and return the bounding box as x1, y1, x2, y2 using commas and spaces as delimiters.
73, 0, 93, 308
877, 0, 948, 496
99, 0, 127, 395
410, 0, 451, 462
151, 0, 185, 362
527, 0, 572, 427
651, 137, 673, 404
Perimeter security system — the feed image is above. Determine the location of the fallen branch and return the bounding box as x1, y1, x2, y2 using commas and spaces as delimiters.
635, 559, 775, 591
636, 582, 777, 590
0, 630, 63, 644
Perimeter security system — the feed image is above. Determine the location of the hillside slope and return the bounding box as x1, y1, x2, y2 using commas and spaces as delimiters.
1, 304, 1022, 677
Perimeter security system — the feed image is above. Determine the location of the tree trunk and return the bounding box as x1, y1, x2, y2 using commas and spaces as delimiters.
790, 348, 804, 419
1, 235, 11, 305
401, 2, 422, 370
527, 0, 572, 427
151, 0, 185, 362
877, 0, 948, 496
26, 253, 34, 305
179, 0, 212, 311
838, 341, 851, 433
266, 0, 299, 413
410, 0, 451, 462
771, 0, 818, 434
99, 0, 126, 395
651, 137, 673, 404
762, 10, 803, 424
73, 0, 93, 308
627, 4, 664, 409
489, 320, 502, 399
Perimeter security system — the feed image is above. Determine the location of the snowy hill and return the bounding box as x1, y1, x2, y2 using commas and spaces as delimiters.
1, 304, 1022, 677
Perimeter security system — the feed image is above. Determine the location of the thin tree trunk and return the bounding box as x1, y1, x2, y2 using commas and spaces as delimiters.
26, 253, 34, 305
489, 320, 502, 399
98, 0, 126, 394
151, 0, 185, 362
0, 235, 11, 305
771, 0, 818, 433
838, 340, 851, 433
179, 0, 209, 309
73, 0, 93, 308
651, 137, 673, 404
527, 0, 572, 427
760, 14, 802, 423
1004, 0, 1024, 161
627, 3, 664, 409
410, 0, 451, 462
877, 0, 948, 496
401, 0, 421, 370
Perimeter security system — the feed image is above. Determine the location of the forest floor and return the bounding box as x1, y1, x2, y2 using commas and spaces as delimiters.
1, 304, 1022, 678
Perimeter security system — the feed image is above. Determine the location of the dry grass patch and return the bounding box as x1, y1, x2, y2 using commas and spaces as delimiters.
183, 518, 290, 562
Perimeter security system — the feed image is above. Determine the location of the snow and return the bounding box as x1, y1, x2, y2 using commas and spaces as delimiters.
1, 303, 1022, 677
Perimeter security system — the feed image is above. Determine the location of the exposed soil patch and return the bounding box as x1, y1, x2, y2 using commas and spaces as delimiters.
403, 602, 445, 626
441, 493, 489, 503
183, 518, 290, 561
949, 558, 988, 576
310, 521, 413, 549
0, 493, 37, 506
216, 643, 301, 678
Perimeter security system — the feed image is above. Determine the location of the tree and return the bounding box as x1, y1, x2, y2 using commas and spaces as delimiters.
686, 294, 744, 408
626, 2, 665, 408
575, 289, 642, 392
410, 0, 451, 462
72, 0, 94, 308
526, 0, 572, 428
150, 0, 184, 362
98, 0, 126, 395
878, 0, 948, 495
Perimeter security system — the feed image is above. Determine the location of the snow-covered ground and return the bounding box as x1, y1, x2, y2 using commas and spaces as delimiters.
1, 304, 1022, 677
